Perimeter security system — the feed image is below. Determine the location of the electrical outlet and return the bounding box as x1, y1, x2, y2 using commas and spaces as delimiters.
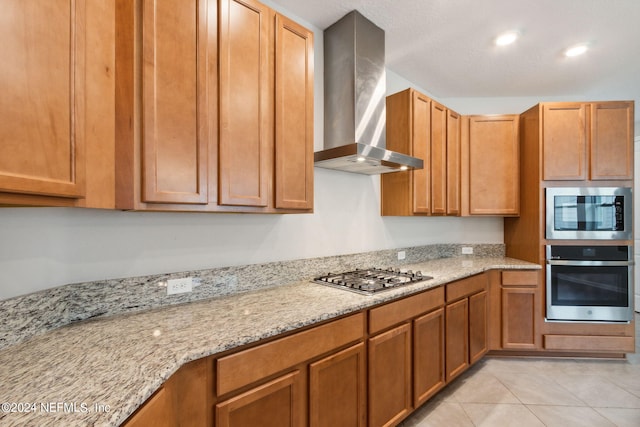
461, 247, 474, 255
167, 277, 193, 295
397, 250, 406, 260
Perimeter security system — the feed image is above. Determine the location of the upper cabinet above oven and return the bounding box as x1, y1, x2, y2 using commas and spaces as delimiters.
538, 101, 634, 182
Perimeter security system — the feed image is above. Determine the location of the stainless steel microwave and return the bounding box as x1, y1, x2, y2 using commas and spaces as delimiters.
546, 187, 632, 240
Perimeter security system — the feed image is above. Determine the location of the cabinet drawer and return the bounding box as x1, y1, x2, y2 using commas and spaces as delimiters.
369, 287, 444, 334
446, 274, 486, 302
544, 335, 635, 352
217, 313, 364, 395
501, 270, 538, 286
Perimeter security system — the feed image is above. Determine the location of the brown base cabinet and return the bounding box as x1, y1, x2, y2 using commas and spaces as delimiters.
124, 358, 209, 426
501, 271, 540, 350
445, 298, 469, 381
216, 371, 303, 427
309, 343, 366, 427
122, 272, 519, 427
445, 274, 488, 382
487, 270, 541, 351
469, 291, 488, 364
413, 308, 446, 406
368, 324, 413, 427
367, 285, 445, 426
124, 386, 175, 427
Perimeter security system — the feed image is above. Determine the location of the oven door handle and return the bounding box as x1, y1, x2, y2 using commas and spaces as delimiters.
547, 260, 634, 267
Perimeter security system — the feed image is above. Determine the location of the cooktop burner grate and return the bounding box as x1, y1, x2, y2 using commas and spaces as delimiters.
313, 268, 433, 294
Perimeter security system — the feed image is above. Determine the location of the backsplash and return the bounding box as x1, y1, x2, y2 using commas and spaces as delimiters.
0, 243, 503, 350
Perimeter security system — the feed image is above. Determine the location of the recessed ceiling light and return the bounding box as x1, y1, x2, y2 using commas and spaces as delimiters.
495, 31, 519, 46
564, 44, 588, 57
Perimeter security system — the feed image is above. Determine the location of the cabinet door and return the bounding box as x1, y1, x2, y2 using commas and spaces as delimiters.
542, 103, 588, 181
414, 308, 445, 407
216, 371, 303, 427
445, 298, 469, 382
412, 92, 431, 214
0, 0, 86, 198
446, 110, 461, 216
274, 14, 313, 210
431, 101, 447, 215
467, 115, 519, 215
502, 287, 539, 349
309, 343, 366, 427
469, 291, 488, 364
368, 323, 412, 427
590, 102, 633, 180
124, 387, 175, 427
219, 0, 272, 207
141, 0, 209, 204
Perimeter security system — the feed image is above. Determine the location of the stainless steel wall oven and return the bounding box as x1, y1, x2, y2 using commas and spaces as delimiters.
546, 245, 634, 322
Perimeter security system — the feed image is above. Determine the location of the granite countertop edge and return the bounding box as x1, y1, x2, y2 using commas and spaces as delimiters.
0, 257, 540, 427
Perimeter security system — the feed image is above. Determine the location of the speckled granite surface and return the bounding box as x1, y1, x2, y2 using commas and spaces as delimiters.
0, 256, 538, 427
0, 244, 504, 350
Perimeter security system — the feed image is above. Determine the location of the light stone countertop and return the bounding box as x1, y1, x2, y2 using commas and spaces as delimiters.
0, 257, 539, 426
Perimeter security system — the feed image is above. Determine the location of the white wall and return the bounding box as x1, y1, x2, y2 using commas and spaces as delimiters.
0, 175, 503, 300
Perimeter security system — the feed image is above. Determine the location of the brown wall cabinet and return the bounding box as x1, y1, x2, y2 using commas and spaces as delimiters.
116, 0, 313, 213
542, 101, 633, 181
381, 89, 461, 217
446, 110, 462, 215
430, 101, 448, 215
462, 115, 520, 216
381, 89, 431, 215
0, 0, 115, 208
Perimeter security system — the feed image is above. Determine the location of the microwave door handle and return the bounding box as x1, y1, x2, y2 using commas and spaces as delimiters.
578, 197, 589, 229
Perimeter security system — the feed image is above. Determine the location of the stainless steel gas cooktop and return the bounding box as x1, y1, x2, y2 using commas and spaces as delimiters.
313, 268, 433, 295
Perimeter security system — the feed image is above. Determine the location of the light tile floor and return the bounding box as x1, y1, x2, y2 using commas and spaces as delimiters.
401, 313, 640, 427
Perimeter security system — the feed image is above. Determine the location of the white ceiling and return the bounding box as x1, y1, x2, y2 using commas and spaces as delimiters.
271, 0, 640, 119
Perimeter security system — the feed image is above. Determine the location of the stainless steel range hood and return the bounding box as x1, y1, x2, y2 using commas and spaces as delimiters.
314, 11, 423, 175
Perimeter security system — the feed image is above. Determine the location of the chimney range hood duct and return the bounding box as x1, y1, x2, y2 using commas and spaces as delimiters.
314, 10, 424, 175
